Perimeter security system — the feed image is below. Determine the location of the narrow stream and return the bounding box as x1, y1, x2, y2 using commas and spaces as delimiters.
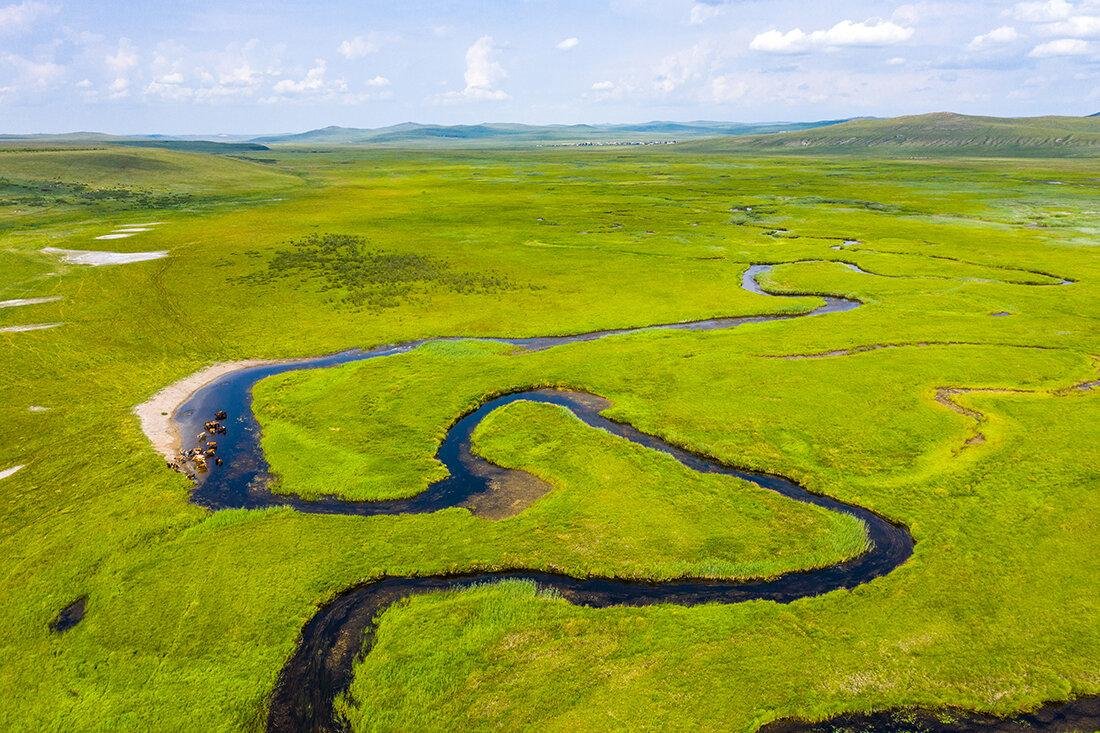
162, 263, 1088, 732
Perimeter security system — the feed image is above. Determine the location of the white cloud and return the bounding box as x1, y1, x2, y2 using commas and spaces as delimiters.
218, 63, 259, 87
144, 72, 191, 101
815, 19, 914, 46
338, 35, 379, 60
366, 74, 390, 87
1028, 36, 1093, 54
556, 36, 579, 50
105, 38, 138, 73
887, 56, 907, 65
436, 36, 509, 102
75, 78, 92, 89
273, 59, 345, 94
1010, 0, 1073, 21
0, 1, 53, 33
689, 2, 724, 24
1, 52, 63, 86
108, 76, 129, 99
750, 19, 914, 53
1042, 15, 1100, 36
750, 29, 809, 53
967, 26, 1020, 51
654, 42, 717, 93
710, 74, 747, 102
584, 78, 633, 102
140, 38, 287, 104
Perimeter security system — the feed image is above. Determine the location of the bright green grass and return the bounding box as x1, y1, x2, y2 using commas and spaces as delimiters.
0, 145, 1096, 730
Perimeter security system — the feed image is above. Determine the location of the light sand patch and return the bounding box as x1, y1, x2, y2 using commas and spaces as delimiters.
113, 227, 151, 233
125, 222, 163, 226
0, 296, 61, 308
95, 233, 136, 240
28, 405, 50, 413
42, 247, 168, 266
0, 465, 25, 481
1, 323, 61, 333
135, 360, 278, 462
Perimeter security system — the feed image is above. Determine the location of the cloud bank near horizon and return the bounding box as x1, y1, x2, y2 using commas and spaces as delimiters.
1, 0, 1097, 134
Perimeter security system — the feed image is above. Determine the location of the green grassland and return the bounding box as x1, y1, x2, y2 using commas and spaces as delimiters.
681, 112, 1100, 157
0, 141, 1096, 730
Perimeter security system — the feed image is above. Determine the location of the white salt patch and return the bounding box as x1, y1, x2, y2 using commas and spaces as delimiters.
28, 405, 50, 413
0, 465, 25, 481
95, 233, 136, 240
42, 247, 168, 266
0, 296, 61, 308
0, 322, 61, 333
113, 227, 151, 233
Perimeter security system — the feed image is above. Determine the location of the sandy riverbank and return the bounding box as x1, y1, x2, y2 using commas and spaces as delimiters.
133, 360, 275, 462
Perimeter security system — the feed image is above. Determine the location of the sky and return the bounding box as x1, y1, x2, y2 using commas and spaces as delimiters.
0, 0, 1097, 134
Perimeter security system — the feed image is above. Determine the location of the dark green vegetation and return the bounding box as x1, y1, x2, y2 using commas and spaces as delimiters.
0, 137, 1096, 730
683, 112, 1100, 157
238, 233, 521, 310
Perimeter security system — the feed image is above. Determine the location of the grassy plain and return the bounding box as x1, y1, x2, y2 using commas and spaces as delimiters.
0, 142, 1096, 730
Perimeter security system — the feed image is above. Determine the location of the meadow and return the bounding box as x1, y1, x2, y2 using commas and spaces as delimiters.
0, 142, 1096, 730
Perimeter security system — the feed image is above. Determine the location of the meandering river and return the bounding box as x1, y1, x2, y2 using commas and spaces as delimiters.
162, 263, 1088, 732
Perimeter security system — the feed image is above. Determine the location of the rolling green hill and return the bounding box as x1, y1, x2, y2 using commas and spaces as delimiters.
250, 120, 847, 146
679, 113, 1100, 157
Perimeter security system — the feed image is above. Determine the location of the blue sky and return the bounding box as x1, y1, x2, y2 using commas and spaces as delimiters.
1, 0, 1097, 134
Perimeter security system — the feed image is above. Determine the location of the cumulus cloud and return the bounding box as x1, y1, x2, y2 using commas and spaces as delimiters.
689, 2, 725, 25
1010, 0, 1074, 21
105, 38, 138, 73
556, 36, 579, 50
887, 56, 907, 65
1, 52, 63, 86
967, 26, 1021, 51
366, 74, 390, 87
107, 76, 129, 99
0, 1, 53, 33
436, 36, 509, 102
1041, 14, 1100, 36
144, 72, 190, 101
1028, 36, 1093, 54
273, 59, 345, 94
710, 74, 747, 102
750, 19, 914, 54
338, 35, 379, 60
654, 42, 717, 93
584, 78, 634, 102
142, 39, 283, 103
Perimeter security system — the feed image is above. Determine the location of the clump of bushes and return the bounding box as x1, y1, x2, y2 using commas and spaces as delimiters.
238, 233, 519, 310
0, 177, 195, 208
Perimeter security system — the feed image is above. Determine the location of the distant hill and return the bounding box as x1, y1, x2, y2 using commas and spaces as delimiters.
677, 113, 1100, 157
0, 132, 268, 153
113, 140, 269, 153
250, 120, 847, 146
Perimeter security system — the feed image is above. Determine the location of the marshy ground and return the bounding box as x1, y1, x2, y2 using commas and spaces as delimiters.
0, 145, 1096, 730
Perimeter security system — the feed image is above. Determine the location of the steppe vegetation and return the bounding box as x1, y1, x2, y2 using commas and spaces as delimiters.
0, 138, 1096, 730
